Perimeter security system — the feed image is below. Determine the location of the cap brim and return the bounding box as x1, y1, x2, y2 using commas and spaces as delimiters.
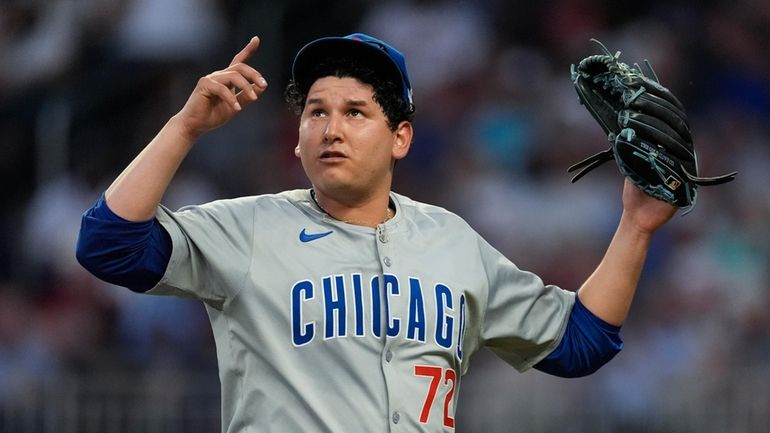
291, 37, 404, 95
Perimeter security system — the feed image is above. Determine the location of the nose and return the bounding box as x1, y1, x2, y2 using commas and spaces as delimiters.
322, 113, 343, 144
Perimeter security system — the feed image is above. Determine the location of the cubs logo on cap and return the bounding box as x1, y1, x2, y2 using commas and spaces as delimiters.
291, 33, 415, 112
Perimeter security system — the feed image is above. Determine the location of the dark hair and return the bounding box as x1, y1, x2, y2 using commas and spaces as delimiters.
285, 57, 415, 130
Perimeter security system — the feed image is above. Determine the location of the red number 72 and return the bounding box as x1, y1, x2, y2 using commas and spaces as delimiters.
414, 365, 457, 428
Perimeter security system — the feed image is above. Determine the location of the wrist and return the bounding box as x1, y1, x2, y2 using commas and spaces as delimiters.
618, 211, 658, 241
168, 113, 204, 144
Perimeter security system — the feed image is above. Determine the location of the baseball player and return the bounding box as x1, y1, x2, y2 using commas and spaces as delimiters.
76, 34, 676, 432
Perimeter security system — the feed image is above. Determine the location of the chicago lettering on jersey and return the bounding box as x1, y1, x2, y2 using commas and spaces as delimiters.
291, 273, 466, 360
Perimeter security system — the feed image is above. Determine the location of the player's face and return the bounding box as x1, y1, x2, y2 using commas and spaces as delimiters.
296, 76, 412, 201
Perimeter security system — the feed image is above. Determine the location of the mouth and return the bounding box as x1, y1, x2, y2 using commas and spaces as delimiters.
319, 150, 347, 161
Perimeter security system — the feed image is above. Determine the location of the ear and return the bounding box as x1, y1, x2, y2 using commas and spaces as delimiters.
391, 121, 413, 160
294, 144, 301, 158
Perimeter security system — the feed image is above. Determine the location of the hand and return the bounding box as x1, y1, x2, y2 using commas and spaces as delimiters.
176, 36, 268, 139
621, 178, 677, 235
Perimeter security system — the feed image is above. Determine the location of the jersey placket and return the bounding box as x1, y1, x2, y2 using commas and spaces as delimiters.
375, 223, 405, 431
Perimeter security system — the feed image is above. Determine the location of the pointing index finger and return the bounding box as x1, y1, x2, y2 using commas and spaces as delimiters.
230, 36, 260, 67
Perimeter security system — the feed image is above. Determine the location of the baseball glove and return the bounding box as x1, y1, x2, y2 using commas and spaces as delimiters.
568, 39, 736, 212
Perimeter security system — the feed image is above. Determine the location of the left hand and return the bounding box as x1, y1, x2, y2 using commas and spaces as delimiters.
621, 178, 677, 235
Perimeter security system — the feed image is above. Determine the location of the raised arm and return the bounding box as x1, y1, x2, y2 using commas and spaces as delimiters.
576, 179, 677, 325
105, 36, 267, 221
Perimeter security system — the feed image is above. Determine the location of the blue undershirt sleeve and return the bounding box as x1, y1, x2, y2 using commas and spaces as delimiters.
533, 295, 623, 377
75, 193, 172, 292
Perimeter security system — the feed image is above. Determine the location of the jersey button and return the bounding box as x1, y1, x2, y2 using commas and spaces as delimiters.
377, 226, 389, 243
392, 411, 400, 424
385, 350, 393, 362
383, 257, 392, 267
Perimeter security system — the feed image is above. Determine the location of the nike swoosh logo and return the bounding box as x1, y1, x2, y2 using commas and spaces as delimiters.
299, 228, 333, 243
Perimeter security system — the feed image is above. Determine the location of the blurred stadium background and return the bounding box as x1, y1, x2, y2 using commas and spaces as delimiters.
1, 0, 768, 432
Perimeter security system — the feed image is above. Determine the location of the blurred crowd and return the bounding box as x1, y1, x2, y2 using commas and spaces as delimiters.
1, 0, 768, 431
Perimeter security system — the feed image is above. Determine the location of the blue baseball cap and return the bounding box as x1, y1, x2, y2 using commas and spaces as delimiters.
291, 33, 414, 112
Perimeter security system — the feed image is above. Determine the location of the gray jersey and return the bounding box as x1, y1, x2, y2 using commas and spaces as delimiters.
148, 189, 575, 432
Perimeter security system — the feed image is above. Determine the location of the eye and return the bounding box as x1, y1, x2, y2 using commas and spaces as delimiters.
310, 109, 326, 118
348, 109, 363, 117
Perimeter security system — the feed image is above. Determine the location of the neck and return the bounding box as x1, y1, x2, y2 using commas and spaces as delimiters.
311, 188, 394, 228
